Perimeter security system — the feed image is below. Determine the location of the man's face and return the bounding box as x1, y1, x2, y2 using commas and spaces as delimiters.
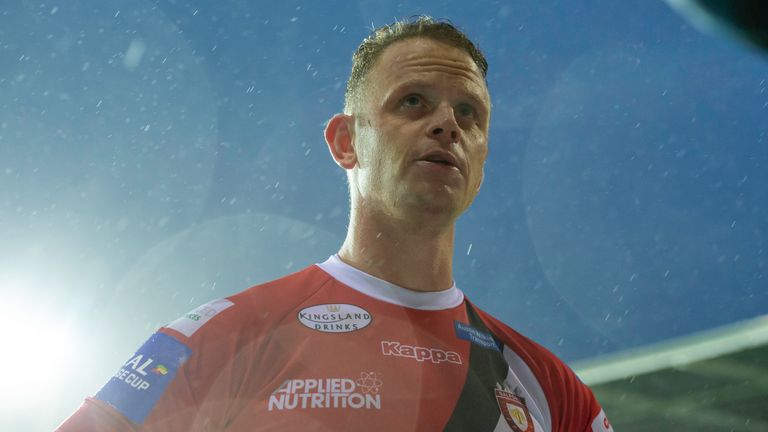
351, 37, 491, 223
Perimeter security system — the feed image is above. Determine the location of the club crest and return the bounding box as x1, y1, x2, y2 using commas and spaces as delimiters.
495, 388, 534, 432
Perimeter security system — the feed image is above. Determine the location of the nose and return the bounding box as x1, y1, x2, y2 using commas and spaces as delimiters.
427, 103, 461, 145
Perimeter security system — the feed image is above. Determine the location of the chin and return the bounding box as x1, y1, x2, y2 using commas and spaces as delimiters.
401, 191, 463, 218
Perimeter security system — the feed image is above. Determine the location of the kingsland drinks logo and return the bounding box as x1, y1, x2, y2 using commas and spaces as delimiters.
297, 304, 372, 333
268, 373, 383, 411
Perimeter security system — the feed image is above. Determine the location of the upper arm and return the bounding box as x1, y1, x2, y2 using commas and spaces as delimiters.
471, 305, 614, 432
56, 397, 139, 432
553, 360, 614, 432
57, 298, 239, 432
57, 331, 200, 432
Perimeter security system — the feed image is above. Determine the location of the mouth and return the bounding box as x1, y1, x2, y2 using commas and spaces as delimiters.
418, 151, 461, 172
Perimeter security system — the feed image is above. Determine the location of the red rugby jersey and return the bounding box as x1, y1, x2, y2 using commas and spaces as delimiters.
57, 255, 613, 432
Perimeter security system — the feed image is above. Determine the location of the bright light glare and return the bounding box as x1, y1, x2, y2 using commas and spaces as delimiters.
0, 294, 81, 408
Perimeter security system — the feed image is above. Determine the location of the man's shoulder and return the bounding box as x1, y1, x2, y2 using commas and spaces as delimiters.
468, 301, 574, 376
229, 263, 334, 308
468, 300, 601, 425
469, 300, 612, 430
162, 263, 333, 343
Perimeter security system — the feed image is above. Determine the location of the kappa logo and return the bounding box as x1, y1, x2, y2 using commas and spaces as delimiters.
297, 304, 372, 333
381, 341, 462, 365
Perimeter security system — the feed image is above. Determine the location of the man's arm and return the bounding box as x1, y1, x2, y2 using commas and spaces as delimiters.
57, 397, 142, 432
56, 398, 137, 432
56, 331, 200, 432
57, 298, 238, 431
472, 304, 615, 432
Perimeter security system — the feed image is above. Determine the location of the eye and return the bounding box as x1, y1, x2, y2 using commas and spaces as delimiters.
456, 103, 476, 118
402, 94, 424, 108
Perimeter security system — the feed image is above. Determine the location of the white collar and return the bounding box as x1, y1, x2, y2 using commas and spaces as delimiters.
316, 254, 464, 311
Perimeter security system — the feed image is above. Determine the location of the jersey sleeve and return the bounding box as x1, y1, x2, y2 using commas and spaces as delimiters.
472, 304, 614, 432
56, 397, 143, 432
56, 298, 237, 432
56, 265, 326, 432
545, 354, 614, 432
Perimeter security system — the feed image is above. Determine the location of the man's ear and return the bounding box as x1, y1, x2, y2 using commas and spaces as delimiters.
324, 113, 356, 170
476, 167, 484, 193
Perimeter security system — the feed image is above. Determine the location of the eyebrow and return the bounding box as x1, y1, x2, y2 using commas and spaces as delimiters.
382, 79, 489, 113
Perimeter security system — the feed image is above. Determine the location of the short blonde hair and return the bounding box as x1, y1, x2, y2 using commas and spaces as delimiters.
344, 16, 488, 112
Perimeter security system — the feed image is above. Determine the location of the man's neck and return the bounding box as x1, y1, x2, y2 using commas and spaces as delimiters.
337, 207, 456, 293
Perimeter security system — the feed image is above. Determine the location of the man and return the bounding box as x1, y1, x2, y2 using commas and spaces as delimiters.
58, 16, 613, 432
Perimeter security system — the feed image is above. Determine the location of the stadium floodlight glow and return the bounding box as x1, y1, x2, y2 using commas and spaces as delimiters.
0, 288, 81, 409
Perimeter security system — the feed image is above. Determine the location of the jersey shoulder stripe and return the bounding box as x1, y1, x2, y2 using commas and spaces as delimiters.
471, 302, 605, 432
162, 264, 334, 343
442, 302, 509, 431
166, 298, 235, 338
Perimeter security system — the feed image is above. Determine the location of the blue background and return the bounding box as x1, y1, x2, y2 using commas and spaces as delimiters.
0, 1, 766, 429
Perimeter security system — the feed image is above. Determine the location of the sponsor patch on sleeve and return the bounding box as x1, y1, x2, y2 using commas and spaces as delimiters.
591, 409, 614, 432
454, 321, 501, 351
95, 332, 192, 424
166, 298, 234, 337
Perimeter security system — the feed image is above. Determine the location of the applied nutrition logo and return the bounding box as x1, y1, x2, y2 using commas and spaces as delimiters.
268, 372, 383, 411
297, 304, 372, 333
